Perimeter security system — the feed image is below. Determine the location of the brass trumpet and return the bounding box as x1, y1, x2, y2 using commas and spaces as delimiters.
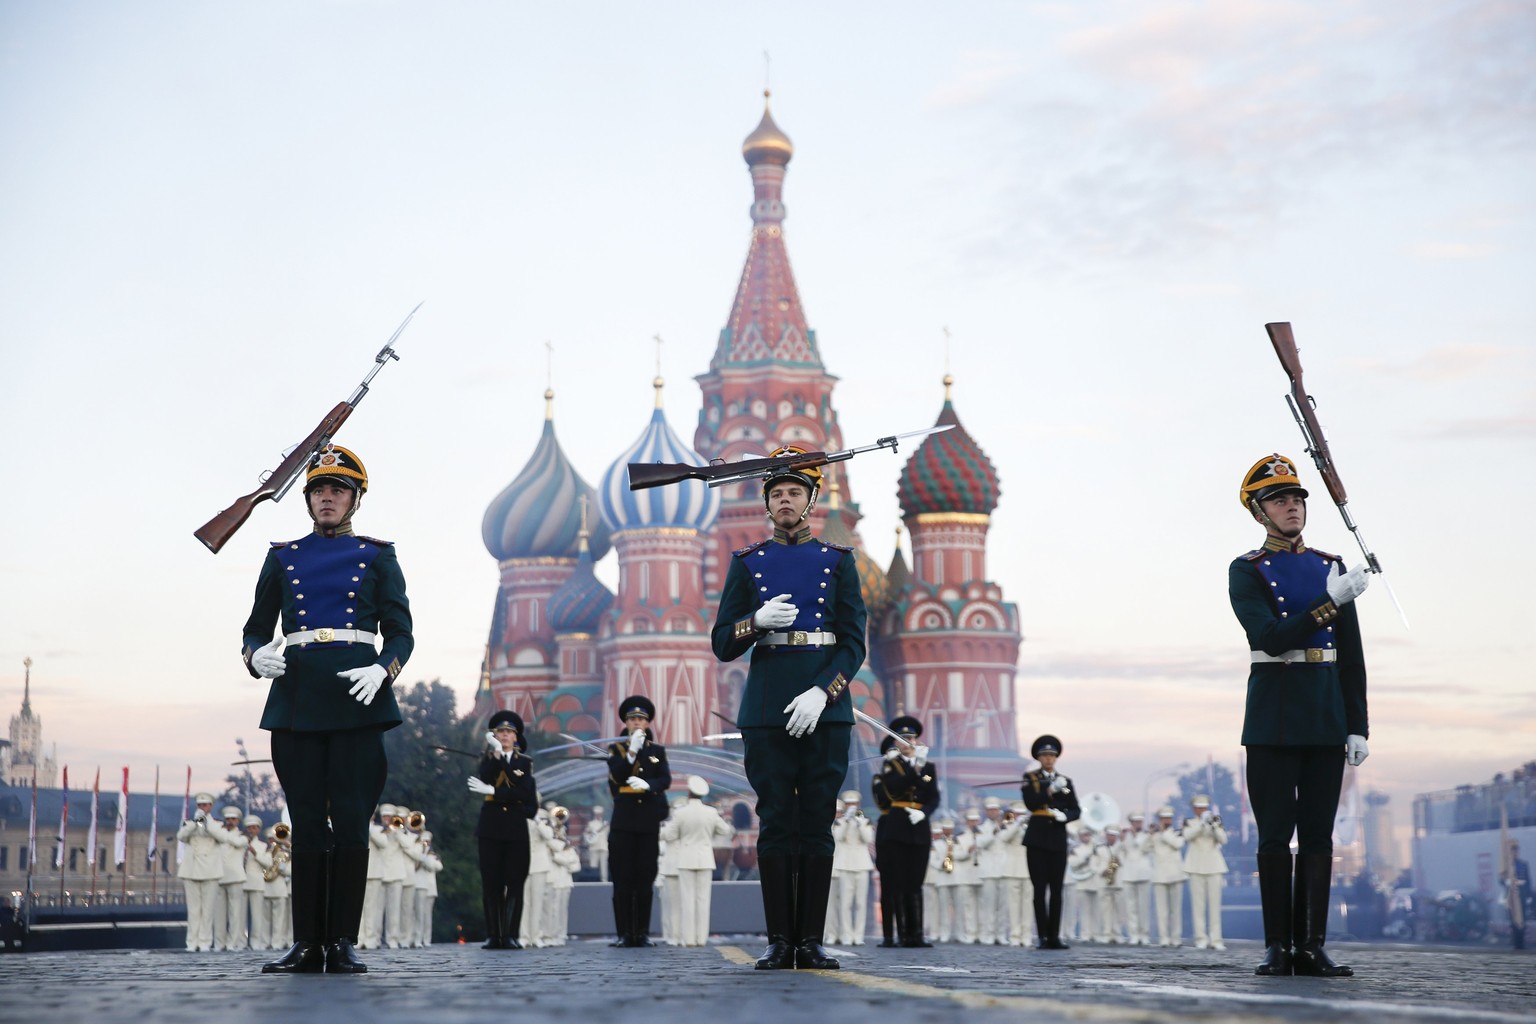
273, 822, 291, 842
407, 810, 426, 831
389, 814, 405, 829
941, 834, 955, 874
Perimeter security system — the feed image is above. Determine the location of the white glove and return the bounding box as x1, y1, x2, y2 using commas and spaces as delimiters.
1050, 808, 1068, 823
912, 744, 930, 766
783, 685, 829, 738
1049, 775, 1069, 794
884, 747, 902, 762
1325, 562, 1371, 605
628, 729, 646, 753
466, 777, 494, 795
625, 776, 650, 792
753, 593, 798, 630
251, 638, 286, 679
1346, 734, 1369, 766
905, 808, 925, 825
485, 731, 499, 749
338, 664, 389, 705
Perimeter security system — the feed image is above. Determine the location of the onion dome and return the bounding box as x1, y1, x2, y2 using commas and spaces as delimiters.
898, 375, 1000, 517
820, 476, 891, 614
483, 389, 613, 561
742, 90, 793, 166
597, 378, 721, 533
548, 501, 614, 634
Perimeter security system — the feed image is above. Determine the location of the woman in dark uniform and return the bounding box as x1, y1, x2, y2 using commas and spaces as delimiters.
1020, 734, 1082, 949
871, 717, 940, 949
467, 710, 538, 949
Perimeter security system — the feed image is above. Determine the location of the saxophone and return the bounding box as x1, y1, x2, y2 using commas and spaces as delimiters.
1102, 847, 1121, 885
941, 834, 955, 874
263, 824, 291, 882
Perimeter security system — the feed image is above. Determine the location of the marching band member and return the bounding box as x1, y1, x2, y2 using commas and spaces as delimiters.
523, 809, 558, 947
999, 802, 1033, 946
871, 718, 939, 949
930, 820, 960, 942
360, 804, 394, 950
241, 815, 270, 950
470, 711, 538, 950
176, 793, 228, 952
657, 805, 682, 945
547, 824, 579, 946
392, 807, 424, 947
831, 790, 875, 945
216, 806, 249, 950
413, 830, 442, 947
584, 806, 610, 883
1021, 735, 1082, 949
954, 809, 983, 943
1073, 827, 1105, 943
1150, 805, 1187, 946
256, 824, 293, 949
1097, 826, 1126, 944
660, 776, 734, 947
1183, 795, 1229, 950
606, 695, 672, 948
1119, 812, 1154, 945
974, 798, 1007, 945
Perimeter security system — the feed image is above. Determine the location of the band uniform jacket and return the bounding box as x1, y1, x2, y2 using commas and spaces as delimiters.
659, 799, 734, 871
474, 751, 538, 841
606, 731, 672, 831
710, 534, 867, 729
1229, 539, 1367, 746
1181, 815, 1229, 875
176, 819, 239, 881
872, 755, 940, 846
1150, 825, 1188, 884
242, 533, 414, 732
1021, 771, 1083, 853
831, 812, 876, 872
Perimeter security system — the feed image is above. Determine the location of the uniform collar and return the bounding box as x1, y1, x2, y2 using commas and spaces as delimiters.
772, 525, 813, 545
1262, 535, 1306, 554
312, 522, 356, 538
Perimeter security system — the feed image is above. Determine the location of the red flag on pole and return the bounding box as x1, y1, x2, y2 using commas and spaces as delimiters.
146, 766, 160, 871
86, 768, 101, 871
113, 767, 129, 867
177, 765, 191, 865
54, 765, 69, 868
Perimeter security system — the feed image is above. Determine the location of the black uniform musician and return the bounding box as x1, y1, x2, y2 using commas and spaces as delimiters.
1020, 734, 1082, 950
1232, 454, 1370, 978
242, 445, 413, 975
467, 711, 538, 949
606, 695, 672, 947
871, 717, 940, 949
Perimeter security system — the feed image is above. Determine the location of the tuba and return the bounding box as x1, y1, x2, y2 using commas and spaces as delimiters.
1079, 793, 1122, 834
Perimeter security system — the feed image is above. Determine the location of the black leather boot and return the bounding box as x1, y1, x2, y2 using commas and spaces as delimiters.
324, 847, 369, 973
1255, 853, 1293, 976
793, 855, 840, 969
900, 892, 933, 948
754, 855, 794, 969
1292, 853, 1352, 977
503, 893, 524, 949
631, 889, 656, 947
264, 849, 326, 974
609, 888, 630, 947
877, 889, 898, 947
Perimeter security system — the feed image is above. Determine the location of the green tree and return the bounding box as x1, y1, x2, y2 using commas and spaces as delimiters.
1161, 762, 1255, 869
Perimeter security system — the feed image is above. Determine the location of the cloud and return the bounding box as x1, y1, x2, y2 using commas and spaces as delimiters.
1352, 343, 1515, 381
1417, 416, 1536, 440
1407, 241, 1493, 261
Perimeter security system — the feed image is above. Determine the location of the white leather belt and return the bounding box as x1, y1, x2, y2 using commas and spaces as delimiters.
285, 629, 377, 646
758, 630, 837, 648
1251, 648, 1336, 664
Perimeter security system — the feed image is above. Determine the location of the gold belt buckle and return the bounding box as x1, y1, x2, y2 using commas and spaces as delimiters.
1306, 648, 1323, 663
316, 627, 335, 643
790, 630, 808, 646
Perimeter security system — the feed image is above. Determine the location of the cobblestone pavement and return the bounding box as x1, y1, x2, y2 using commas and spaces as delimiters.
2, 939, 1532, 1024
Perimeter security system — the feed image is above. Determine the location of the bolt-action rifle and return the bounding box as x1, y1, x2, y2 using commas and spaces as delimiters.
1265, 321, 1408, 627
193, 303, 421, 553
627, 425, 953, 491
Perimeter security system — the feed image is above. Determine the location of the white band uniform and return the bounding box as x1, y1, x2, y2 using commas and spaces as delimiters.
1250, 648, 1336, 664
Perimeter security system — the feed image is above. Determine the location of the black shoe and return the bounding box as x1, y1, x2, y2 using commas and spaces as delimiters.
505, 938, 523, 950
899, 892, 933, 947
794, 940, 840, 970
755, 939, 794, 970
792, 856, 840, 969
482, 937, 505, 950
262, 941, 326, 974
876, 937, 899, 948
1256, 944, 1293, 976
324, 940, 368, 974
630, 935, 655, 947
609, 936, 628, 947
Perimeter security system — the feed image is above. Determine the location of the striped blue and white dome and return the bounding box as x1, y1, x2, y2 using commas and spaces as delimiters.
483, 392, 613, 561
598, 381, 721, 533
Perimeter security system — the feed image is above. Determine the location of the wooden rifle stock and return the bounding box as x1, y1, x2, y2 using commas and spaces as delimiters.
193, 401, 353, 553
1265, 321, 1349, 507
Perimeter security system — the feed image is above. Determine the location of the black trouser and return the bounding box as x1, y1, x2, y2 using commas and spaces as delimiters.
609, 829, 660, 938
743, 723, 851, 857
1246, 745, 1345, 855
875, 841, 928, 896
1026, 847, 1067, 941
478, 836, 530, 940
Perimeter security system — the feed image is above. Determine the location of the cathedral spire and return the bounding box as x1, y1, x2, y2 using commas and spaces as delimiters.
20, 656, 31, 717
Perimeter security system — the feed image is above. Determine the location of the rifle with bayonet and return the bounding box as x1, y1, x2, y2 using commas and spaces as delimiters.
193, 302, 421, 553
627, 425, 954, 491
1265, 321, 1408, 627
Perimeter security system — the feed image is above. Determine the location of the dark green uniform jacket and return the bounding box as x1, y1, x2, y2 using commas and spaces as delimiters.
242, 531, 413, 732
1229, 537, 1368, 746
872, 751, 941, 846
1021, 771, 1082, 853
606, 731, 672, 832
475, 751, 538, 840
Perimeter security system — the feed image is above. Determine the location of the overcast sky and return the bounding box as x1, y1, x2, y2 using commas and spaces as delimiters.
2, 1, 1531, 854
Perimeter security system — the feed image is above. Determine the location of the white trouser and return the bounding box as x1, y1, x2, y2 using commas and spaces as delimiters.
272, 895, 292, 947
396, 878, 416, 946
978, 877, 1003, 943
956, 884, 980, 942
1153, 880, 1185, 945
825, 873, 841, 943
243, 890, 268, 949
677, 868, 712, 946
183, 878, 220, 951
416, 892, 435, 946
936, 886, 962, 942
1188, 873, 1224, 946
1004, 878, 1035, 945
836, 870, 870, 944
522, 873, 548, 945
382, 879, 405, 948
1098, 887, 1124, 942
658, 875, 679, 944
923, 883, 939, 939
1073, 890, 1101, 941
217, 882, 245, 949
545, 887, 571, 945
361, 878, 385, 948
593, 851, 609, 882
1124, 880, 1151, 943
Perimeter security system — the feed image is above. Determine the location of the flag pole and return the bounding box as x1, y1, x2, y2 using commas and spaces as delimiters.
57, 765, 68, 908
25, 765, 38, 933
149, 766, 161, 900
88, 768, 100, 905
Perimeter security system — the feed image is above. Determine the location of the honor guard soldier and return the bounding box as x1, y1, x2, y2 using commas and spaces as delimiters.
242, 444, 414, 974
871, 717, 939, 948
1021, 735, 1082, 949
468, 711, 538, 949
1233, 454, 1370, 977
606, 695, 672, 947
710, 449, 869, 971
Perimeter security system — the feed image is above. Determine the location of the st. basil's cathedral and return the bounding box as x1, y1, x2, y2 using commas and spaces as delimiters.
475, 95, 1023, 803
